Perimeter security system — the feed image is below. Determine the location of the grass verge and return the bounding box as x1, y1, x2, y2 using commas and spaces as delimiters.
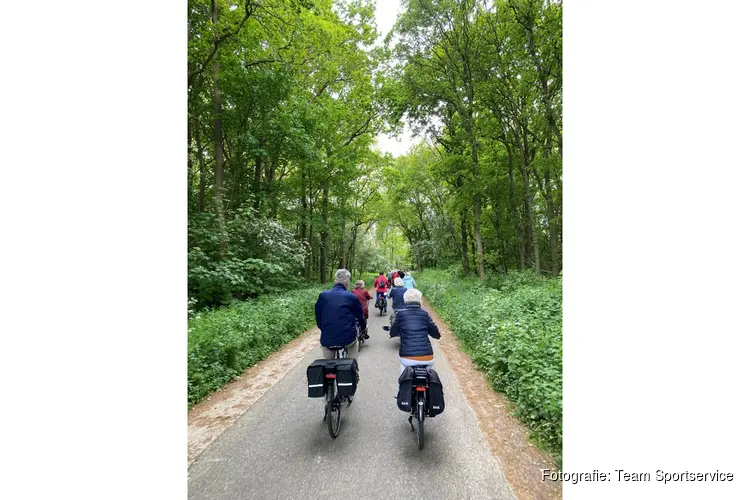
188, 285, 325, 406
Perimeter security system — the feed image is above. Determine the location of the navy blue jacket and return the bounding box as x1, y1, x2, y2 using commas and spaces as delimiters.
388, 286, 407, 310
315, 283, 366, 347
390, 304, 441, 357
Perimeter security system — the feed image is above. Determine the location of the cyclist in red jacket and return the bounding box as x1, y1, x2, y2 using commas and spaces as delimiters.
374, 271, 390, 313
351, 280, 372, 338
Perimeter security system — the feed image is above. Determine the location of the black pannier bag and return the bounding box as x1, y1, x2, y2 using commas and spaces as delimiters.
426, 368, 445, 417
396, 366, 415, 412
307, 359, 336, 397
334, 358, 359, 398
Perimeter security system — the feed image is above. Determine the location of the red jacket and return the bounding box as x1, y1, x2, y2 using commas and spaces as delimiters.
374, 275, 389, 293
351, 288, 372, 318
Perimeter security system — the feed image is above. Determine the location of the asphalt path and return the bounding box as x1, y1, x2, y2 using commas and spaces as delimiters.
188, 296, 517, 500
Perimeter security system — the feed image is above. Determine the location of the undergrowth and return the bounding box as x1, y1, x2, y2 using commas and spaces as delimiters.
188, 285, 325, 406
417, 269, 562, 462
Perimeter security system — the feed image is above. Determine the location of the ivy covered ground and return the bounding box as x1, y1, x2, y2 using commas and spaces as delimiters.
417, 269, 562, 459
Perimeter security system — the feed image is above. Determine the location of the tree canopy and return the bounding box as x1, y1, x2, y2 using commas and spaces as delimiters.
187, 0, 562, 308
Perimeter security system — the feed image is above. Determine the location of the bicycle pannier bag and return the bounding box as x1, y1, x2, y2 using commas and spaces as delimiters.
334, 358, 358, 398
306, 359, 333, 398
396, 366, 415, 412
426, 368, 445, 416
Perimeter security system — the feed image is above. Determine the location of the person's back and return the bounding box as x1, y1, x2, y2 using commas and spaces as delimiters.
402, 273, 416, 289
393, 304, 440, 359
389, 277, 408, 310
315, 269, 365, 359
375, 273, 389, 293
374, 272, 389, 312
390, 289, 440, 385
351, 285, 372, 314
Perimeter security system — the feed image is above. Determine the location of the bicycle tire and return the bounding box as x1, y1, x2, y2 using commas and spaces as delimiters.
417, 394, 425, 450
327, 385, 341, 438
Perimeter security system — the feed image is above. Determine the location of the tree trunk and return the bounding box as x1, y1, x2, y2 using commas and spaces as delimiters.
307, 218, 314, 280
546, 195, 559, 276
544, 136, 560, 276
350, 226, 358, 273
197, 127, 206, 213
268, 149, 279, 218
211, 0, 227, 253
473, 194, 485, 279
506, 144, 523, 269
470, 236, 477, 271
522, 165, 540, 275
467, 114, 486, 280
459, 211, 470, 275
300, 167, 309, 276
338, 211, 346, 269
320, 180, 329, 283
253, 153, 263, 212
188, 123, 194, 209
493, 204, 508, 274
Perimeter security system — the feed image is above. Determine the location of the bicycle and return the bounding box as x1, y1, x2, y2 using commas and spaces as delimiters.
408, 366, 430, 450
375, 293, 386, 316
388, 309, 402, 335
322, 344, 352, 439
358, 325, 368, 349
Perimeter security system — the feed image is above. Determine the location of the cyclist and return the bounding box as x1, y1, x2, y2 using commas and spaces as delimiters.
390, 288, 441, 376
388, 277, 408, 312
374, 271, 390, 313
315, 269, 365, 361
351, 280, 372, 338
402, 271, 416, 289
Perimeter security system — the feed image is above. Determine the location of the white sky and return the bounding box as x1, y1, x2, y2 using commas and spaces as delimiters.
372, 0, 419, 157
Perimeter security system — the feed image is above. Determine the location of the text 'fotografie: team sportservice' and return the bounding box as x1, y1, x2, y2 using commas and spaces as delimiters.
541, 469, 735, 484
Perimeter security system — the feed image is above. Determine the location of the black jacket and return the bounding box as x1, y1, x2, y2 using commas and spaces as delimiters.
388, 286, 407, 310
390, 304, 441, 357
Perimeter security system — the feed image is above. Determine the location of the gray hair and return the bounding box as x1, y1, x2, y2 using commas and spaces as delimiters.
404, 288, 422, 304
393, 277, 405, 287
334, 269, 351, 285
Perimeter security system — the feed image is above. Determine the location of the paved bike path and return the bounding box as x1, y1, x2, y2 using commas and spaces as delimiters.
188, 298, 517, 500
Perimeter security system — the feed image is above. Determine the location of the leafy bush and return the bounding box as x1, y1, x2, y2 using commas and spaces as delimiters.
417, 269, 562, 460
188, 207, 310, 309
188, 285, 325, 405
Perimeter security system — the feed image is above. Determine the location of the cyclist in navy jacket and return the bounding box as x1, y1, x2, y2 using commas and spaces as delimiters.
388, 277, 408, 311
315, 269, 366, 361
390, 288, 440, 375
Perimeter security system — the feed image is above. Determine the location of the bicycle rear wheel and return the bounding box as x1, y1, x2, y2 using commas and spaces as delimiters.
417, 393, 425, 450
327, 385, 341, 438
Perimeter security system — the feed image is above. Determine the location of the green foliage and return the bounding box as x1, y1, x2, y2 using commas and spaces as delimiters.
381, 0, 563, 277
187, 285, 326, 405
417, 269, 562, 460
188, 207, 309, 308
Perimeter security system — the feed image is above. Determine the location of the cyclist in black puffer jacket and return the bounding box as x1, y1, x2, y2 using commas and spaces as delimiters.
389, 288, 440, 376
